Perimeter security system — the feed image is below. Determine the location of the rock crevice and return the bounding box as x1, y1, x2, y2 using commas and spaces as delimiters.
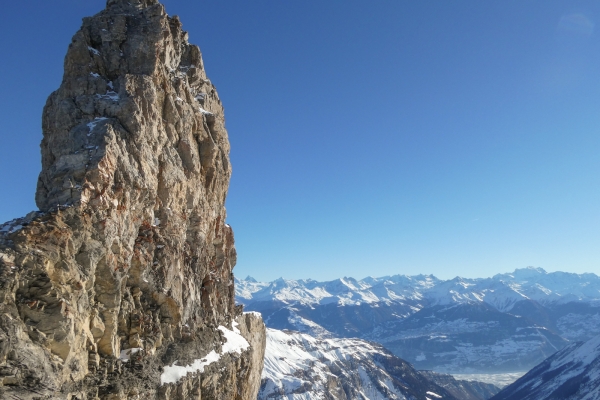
0, 1, 265, 399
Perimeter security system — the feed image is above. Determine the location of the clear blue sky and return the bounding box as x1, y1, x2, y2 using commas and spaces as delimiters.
1, 1, 599, 281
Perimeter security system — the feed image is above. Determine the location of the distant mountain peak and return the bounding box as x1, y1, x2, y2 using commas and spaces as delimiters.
516, 266, 547, 274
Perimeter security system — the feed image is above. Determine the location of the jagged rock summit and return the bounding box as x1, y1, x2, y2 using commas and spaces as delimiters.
0, 0, 265, 399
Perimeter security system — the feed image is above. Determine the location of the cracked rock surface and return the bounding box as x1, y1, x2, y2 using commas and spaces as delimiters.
0, 0, 265, 398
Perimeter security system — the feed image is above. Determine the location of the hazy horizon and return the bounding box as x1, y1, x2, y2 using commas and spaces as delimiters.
238, 265, 599, 283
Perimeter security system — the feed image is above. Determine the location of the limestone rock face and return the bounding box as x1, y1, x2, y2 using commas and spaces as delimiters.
0, 0, 265, 398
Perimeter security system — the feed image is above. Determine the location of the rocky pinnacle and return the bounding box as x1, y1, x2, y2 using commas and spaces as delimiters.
0, 1, 265, 399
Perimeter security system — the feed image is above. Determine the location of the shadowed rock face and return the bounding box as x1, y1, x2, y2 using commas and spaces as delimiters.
0, 0, 265, 399
490, 335, 600, 400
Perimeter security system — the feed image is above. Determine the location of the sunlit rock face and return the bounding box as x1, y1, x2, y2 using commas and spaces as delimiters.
0, 0, 265, 398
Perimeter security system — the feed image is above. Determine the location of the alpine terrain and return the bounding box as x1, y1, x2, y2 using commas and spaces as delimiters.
237, 268, 600, 373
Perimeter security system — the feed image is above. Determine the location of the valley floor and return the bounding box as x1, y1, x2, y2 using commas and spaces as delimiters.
450, 372, 526, 388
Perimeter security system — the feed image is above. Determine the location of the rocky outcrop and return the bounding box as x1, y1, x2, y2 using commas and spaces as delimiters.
0, 0, 265, 398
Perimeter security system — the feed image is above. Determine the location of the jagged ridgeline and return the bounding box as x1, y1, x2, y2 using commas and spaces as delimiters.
0, 0, 266, 399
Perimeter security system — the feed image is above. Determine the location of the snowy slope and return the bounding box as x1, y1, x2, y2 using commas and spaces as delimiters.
490, 334, 600, 400
259, 328, 459, 400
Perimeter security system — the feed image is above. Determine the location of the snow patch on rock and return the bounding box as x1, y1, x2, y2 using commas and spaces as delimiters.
160, 324, 250, 385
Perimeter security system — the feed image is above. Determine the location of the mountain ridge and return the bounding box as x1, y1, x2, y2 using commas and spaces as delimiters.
237, 267, 600, 310
237, 268, 600, 374
490, 334, 600, 400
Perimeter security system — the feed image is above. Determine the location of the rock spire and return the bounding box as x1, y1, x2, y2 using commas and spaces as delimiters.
0, 1, 265, 399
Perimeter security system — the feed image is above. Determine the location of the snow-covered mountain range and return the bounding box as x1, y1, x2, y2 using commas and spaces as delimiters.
260, 328, 500, 400
237, 268, 600, 373
238, 268, 600, 311
490, 334, 600, 399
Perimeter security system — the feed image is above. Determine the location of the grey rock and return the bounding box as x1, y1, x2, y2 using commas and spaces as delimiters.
0, 0, 265, 398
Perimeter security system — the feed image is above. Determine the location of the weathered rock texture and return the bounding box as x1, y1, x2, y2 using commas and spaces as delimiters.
0, 0, 265, 398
